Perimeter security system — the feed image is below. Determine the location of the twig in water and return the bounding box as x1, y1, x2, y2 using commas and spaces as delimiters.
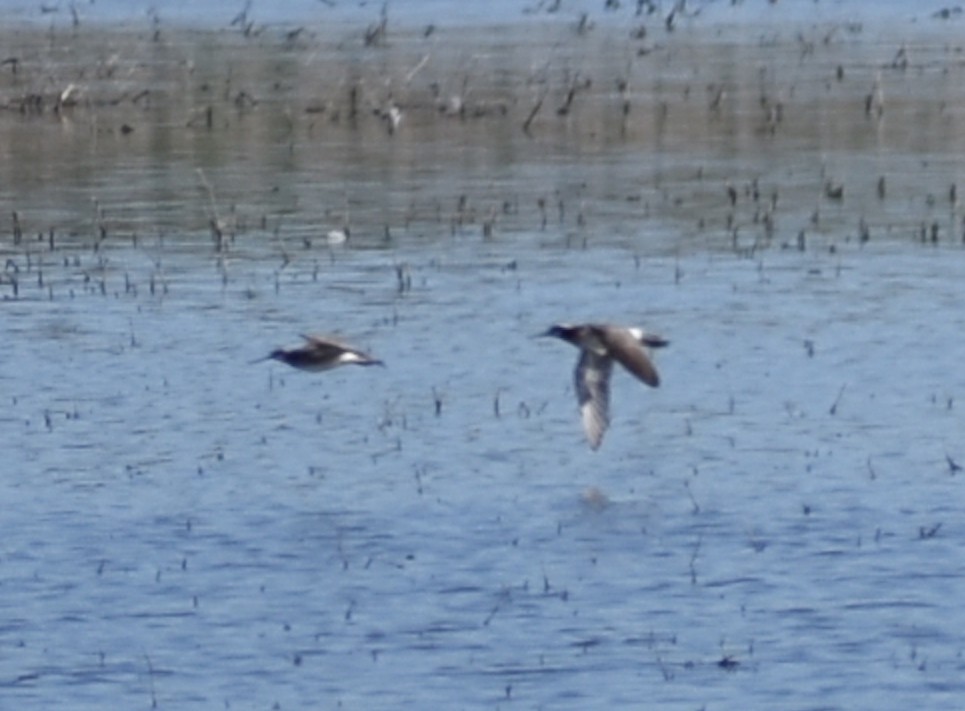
404, 54, 430, 84
483, 604, 499, 626
945, 452, 962, 475
655, 654, 674, 681
196, 168, 227, 251
143, 653, 158, 708
684, 478, 700, 514
689, 534, 702, 585
828, 383, 846, 415
230, 1, 253, 34
364, 2, 389, 46
12, 210, 22, 245
493, 388, 505, 418
522, 89, 546, 135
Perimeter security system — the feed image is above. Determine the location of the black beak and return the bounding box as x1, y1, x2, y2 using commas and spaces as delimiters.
250, 350, 281, 365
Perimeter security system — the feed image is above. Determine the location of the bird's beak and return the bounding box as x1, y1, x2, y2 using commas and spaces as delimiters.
249, 354, 273, 365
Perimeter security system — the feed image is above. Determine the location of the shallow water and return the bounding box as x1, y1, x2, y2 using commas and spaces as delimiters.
3, 6, 965, 710
5, 240, 965, 710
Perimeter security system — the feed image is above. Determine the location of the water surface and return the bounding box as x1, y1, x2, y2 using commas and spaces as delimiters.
2, 5, 965, 709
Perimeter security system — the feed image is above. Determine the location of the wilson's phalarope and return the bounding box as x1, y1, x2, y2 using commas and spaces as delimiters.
540, 323, 667, 449
253, 334, 383, 372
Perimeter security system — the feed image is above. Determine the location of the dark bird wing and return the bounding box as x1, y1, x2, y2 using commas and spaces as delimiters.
600, 327, 661, 387
575, 349, 613, 450
299, 334, 351, 356
300, 333, 382, 366
300, 333, 345, 346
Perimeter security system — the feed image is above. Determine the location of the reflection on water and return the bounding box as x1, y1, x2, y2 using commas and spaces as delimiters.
3, 6, 965, 710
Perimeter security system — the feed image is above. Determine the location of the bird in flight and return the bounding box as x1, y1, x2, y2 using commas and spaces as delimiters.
253, 334, 383, 372
540, 323, 668, 449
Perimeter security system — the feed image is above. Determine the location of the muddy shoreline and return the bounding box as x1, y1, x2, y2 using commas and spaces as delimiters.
1, 9, 964, 256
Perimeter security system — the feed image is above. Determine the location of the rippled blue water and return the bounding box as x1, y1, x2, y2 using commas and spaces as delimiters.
3, 231, 965, 708
3, 1, 965, 708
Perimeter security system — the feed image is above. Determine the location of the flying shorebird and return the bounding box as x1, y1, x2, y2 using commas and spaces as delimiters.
252, 334, 383, 372
540, 323, 668, 450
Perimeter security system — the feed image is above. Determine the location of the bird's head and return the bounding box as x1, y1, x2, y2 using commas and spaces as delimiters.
537, 323, 572, 340
249, 349, 286, 365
